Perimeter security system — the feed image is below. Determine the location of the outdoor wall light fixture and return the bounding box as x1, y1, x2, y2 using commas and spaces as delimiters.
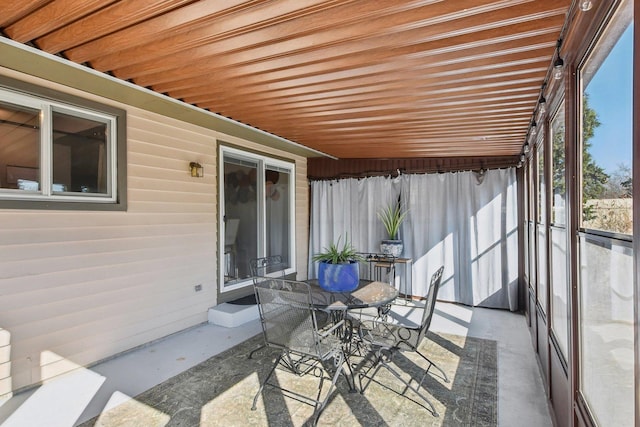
553, 56, 564, 79
189, 161, 203, 177
538, 95, 547, 115
579, 1, 593, 11
553, 39, 564, 80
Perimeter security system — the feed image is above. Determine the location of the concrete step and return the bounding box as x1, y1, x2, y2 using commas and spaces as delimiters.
207, 303, 259, 328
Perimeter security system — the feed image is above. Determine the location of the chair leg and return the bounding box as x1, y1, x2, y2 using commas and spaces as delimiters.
251, 352, 283, 410
415, 349, 449, 383
311, 352, 345, 425
342, 355, 358, 392
357, 357, 385, 394
247, 343, 266, 359
377, 357, 439, 417
253, 350, 345, 426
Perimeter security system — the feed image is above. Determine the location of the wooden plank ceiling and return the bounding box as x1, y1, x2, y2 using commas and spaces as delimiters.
0, 0, 571, 159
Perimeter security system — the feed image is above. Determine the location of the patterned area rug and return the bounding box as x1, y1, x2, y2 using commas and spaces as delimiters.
81, 331, 497, 427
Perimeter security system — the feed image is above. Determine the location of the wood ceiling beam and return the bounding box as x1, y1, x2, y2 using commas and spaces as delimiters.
182, 69, 546, 112
201, 85, 539, 122
313, 144, 524, 159
230, 102, 535, 132
153, 54, 548, 96
169, 47, 553, 108
167, 50, 550, 103
0, 0, 49, 28
36, 0, 196, 53
0, 0, 572, 159
258, 116, 532, 134
4, 0, 117, 43
155, 41, 554, 104
110, 0, 551, 79
122, 6, 564, 86
147, 13, 560, 93
64, 0, 331, 63
79, 0, 410, 69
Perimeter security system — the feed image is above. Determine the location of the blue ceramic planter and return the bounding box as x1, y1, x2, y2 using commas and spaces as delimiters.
317, 261, 360, 292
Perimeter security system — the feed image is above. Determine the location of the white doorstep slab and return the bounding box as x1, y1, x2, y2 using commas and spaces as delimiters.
207, 303, 259, 328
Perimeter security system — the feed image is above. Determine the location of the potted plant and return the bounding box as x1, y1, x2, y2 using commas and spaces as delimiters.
313, 236, 364, 292
378, 201, 408, 257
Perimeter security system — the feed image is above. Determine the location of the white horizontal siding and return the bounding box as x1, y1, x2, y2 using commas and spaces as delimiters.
0, 328, 9, 399
0, 69, 217, 392
0, 67, 309, 396
295, 161, 309, 279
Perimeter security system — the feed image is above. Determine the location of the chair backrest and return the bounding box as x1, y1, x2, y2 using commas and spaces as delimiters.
249, 255, 287, 284
417, 266, 445, 342
253, 278, 326, 357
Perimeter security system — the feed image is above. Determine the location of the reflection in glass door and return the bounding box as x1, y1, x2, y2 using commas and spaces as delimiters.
265, 166, 291, 265
223, 155, 258, 287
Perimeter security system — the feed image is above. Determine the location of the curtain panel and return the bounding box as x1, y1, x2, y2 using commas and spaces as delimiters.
308, 168, 519, 311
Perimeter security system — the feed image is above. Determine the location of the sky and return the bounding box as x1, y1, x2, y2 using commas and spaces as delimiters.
585, 23, 633, 176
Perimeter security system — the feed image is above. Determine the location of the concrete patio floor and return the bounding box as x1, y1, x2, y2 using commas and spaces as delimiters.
0, 301, 552, 427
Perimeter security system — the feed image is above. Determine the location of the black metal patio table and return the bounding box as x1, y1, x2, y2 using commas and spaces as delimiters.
305, 279, 399, 311
304, 279, 399, 392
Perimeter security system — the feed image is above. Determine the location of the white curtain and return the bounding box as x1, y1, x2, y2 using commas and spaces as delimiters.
309, 169, 519, 311
308, 176, 401, 277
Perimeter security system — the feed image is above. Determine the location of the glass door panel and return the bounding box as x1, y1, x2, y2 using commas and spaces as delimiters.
223, 155, 258, 287
536, 141, 547, 312
578, 2, 634, 424
265, 166, 291, 267
579, 235, 633, 426
550, 227, 568, 356
550, 102, 569, 358
220, 147, 296, 294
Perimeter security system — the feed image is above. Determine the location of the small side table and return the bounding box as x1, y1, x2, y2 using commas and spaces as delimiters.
360, 254, 413, 299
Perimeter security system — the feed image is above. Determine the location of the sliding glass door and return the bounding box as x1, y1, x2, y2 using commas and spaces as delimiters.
220, 145, 295, 293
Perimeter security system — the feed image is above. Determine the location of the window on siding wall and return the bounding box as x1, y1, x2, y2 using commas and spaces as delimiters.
0, 77, 126, 210
220, 145, 295, 292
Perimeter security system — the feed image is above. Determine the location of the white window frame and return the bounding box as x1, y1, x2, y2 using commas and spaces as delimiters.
0, 87, 118, 203
219, 145, 296, 293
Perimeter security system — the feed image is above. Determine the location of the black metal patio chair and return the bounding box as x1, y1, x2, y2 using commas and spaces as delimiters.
247, 255, 287, 359
356, 265, 447, 416
250, 255, 287, 279
251, 278, 347, 426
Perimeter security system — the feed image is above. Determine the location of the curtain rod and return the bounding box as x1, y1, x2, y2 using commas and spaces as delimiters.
308, 165, 516, 182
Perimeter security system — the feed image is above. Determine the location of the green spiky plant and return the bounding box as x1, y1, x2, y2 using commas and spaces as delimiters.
378, 201, 408, 240
312, 235, 364, 264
